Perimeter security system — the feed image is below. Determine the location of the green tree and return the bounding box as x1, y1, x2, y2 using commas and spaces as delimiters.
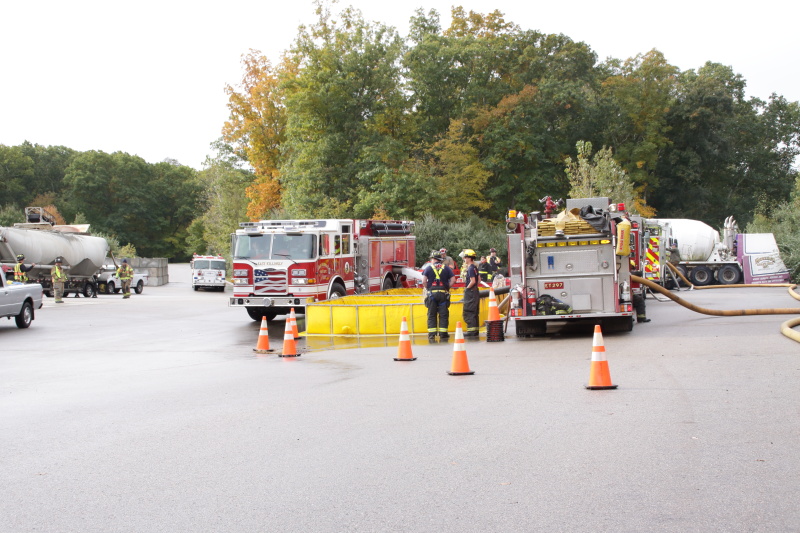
564, 140, 649, 214
600, 50, 679, 201
279, 2, 408, 217
0, 145, 34, 207
188, 142, 254, 257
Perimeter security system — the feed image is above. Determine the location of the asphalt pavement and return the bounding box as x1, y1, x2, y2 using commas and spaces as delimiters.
2, 264, 799, 532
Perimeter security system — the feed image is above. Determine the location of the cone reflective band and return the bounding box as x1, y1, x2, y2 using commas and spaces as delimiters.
394, 316, 416, 361
253, 316, 272, 353
487, 288, 501, 322
448, 322, 474, 375
585, 325, 616, 389
289, 307, 300, 339
280, 318, 300, 357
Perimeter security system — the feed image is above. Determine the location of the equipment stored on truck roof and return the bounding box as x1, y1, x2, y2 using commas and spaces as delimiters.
505, 197, 637, 336
229, 219, 416, 321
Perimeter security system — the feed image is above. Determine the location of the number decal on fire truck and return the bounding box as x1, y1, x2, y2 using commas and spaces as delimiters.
544, 282, 564, 290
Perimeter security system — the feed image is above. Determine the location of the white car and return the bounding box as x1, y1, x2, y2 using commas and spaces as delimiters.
96, 264, 148, 295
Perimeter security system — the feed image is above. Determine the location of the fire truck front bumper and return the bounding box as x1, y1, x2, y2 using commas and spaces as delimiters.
229, 296, 307, 308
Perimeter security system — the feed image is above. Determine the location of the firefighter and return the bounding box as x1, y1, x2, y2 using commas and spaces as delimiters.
13, 254, 36, 283
440, 248, 455, 269
421, 250, 455, 341
117, 259, 134, 299
51, 257, 68, 304
488, 247, 501, 277
461, 249, 480, 337
630, 258, 650, 323
477, 256, 491, 282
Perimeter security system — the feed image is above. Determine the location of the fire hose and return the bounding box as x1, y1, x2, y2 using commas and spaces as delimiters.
634, 265, 800, 343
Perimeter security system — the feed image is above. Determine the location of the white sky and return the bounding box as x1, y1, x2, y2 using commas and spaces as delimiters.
2, 0, 798, 171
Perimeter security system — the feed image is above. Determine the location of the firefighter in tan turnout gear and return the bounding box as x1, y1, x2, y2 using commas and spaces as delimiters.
117, 259, 134, 299
51, 257, 68, 303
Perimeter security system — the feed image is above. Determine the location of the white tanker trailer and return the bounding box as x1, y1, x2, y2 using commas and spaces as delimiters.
0, 222, 110, 298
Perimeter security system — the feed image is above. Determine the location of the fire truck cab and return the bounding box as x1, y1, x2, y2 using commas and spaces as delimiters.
229, 219, 415, 321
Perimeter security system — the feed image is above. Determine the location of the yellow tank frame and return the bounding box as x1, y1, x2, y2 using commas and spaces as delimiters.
305, 288, 504, 336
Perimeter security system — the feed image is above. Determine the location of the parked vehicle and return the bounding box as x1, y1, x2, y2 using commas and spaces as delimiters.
229, 219, 416, 321
505, 197, 637, 336
0, 273, 43, 328
191, 254, 226, 291
641, 217, 790, 286
96, 264, 148, 295
0, 207, 109, 298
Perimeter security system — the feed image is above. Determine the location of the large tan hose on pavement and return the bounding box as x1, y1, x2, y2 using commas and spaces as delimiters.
633, 272, 800, 343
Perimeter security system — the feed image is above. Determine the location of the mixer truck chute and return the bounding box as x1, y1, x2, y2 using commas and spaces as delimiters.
0, 208, 110, 298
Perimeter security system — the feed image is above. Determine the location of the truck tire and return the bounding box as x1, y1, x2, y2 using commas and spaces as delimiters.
135, 280, 144, 294
329, 283, 346, 300
246, 308, 279, 322
15, 301, 33, 329
690, 266, 713, 286
718, 265, 741, 285
382, 276, 394, 291
83, 282, 96, 298
106, 281, 115, 294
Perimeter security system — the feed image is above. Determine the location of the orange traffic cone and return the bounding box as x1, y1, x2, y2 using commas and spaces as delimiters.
279, 319, 300, 358
487, 287, 501, 321
447, 322, 474, 375
585, 324, 617, 389
253, 316, 273, 354
394, 316, 416, 361
289, 307, 300, 339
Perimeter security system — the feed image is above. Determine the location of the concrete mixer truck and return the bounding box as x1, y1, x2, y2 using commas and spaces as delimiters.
641, 217, 790, 286
0, 208, 110, 298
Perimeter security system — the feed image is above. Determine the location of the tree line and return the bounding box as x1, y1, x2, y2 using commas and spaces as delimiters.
1, 3, 798, 276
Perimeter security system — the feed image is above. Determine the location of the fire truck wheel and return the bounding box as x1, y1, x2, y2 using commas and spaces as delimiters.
718, 265, 741, 285
690, 266, 713, 286
382, 276, 394, 291
329, 283, 346, 300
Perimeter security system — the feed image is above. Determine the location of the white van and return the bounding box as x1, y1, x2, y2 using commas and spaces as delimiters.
191, 254, 227, 291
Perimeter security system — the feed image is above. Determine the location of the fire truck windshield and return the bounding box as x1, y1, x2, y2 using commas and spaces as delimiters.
233, 234, 317, 260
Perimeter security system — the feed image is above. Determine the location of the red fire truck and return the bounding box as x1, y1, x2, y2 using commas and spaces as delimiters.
229, 219, 416, 321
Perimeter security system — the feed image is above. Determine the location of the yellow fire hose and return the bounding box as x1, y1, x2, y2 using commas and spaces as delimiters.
635, 265, 800, 343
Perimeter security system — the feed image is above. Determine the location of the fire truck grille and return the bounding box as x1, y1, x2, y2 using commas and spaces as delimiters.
253, 269, 287, 294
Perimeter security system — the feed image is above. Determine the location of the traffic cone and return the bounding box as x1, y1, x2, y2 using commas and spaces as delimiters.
279, 319, 300, 358
585, 324, 617, 390
253, 316, 272, 354
487, 287, 501, 321
393, 316, 416, 361
289, 307, 300, 339
447, 322, 474, 375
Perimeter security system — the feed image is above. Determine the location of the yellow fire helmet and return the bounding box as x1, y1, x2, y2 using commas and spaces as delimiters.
462, 249, 477, 259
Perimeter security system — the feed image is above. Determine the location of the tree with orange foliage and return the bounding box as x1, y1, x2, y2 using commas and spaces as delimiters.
222, 50, 290, 220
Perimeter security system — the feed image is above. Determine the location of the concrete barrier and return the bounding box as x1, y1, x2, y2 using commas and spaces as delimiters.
123, 257, 169, 287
